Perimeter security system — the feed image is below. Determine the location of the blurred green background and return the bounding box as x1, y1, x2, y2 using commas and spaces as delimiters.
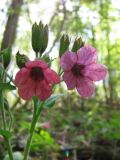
0, 0, 120, 159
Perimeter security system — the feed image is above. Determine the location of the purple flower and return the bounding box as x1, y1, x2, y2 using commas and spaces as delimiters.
60, 45, 107, 97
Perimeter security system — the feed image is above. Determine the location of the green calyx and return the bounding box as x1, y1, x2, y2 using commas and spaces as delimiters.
16, 51, 29, 68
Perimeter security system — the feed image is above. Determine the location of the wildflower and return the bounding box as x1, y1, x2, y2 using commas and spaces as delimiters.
43, 122, 50, 129
60, 45, 107, 97
15, 60, 60, 101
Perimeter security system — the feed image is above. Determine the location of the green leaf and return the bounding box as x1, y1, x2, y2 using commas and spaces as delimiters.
72, 37, 84, 52
45, 94, 64, 108
0, 129, 12, 138
0, 47, 11, 68
0, 82, 16, 91
59, 34, 70, 57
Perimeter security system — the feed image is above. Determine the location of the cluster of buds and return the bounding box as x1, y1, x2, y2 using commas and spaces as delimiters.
59, 35, 84, 57
32, 21, 48, 57
16, 21, 49, 69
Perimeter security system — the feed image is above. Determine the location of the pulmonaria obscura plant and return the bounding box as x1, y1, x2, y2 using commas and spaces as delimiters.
0, 21, 107, 160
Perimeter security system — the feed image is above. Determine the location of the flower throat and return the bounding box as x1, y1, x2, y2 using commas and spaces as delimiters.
30, 67, 44, 81
71, 64, 85, 77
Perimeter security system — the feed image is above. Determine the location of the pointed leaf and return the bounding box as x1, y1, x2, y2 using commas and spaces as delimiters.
45, 94, 64, 108
0, 129, 12, 138
0, 82, 16, 91
0, 47, 12, 68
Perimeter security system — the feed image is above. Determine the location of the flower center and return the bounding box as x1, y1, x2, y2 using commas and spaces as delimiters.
30, 67, 44, 81
71, 64, 85, 77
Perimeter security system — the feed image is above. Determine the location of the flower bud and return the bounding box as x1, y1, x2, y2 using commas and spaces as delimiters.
39, 21, 44, 30
32, 21, 49, 57
59, 34, 70, 57
32, 22, 41, 55
40, 24, 48, 54
16, 51, 29, 68
39, 21, 44, 54
72, 37, 84, 52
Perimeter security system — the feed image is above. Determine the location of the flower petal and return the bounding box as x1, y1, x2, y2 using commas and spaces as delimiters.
26, 60, 48, 69
76, 78, 94, 97
36, 80, 52, 101
14, 68, 29, 87
77, 45, 97, 65
83, 64, 107, 81
44, 68, 60, 84
60, 51, 77, 71
18, 79, 35, 100
63, 71, 77, 89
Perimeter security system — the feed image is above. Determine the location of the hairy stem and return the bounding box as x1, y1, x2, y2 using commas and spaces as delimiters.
23, 99, 45, 160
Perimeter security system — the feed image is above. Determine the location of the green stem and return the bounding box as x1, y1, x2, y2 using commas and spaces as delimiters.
0, 92, 13, 160
23, 111, 37, 160
58, 67, 61, 76
8, 109, 14, 131
0, 56, 13, 160
23, 100, 45, 160
5, 138, 14, 160
0, 92, 7, 130
0, 65, 13, 82
36, 101, 45, 117
58, 67, 63, 76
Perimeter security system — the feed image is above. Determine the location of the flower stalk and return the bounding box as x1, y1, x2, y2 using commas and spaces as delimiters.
4, 138, 14, 160
23, 98, 45, 160
0, 89, 13, 160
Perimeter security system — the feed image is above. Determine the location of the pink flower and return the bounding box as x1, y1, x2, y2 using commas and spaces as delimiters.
43, 122, 51, 129
15, 60, 60, 101
60, 45, 107, 97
